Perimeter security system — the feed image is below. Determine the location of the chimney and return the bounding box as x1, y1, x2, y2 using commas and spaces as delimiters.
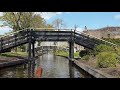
84, 26, 87, 31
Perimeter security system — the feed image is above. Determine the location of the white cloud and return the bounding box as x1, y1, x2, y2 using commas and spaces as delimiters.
0, 26, 12, 35
0, 12, 66, 20
56, 12, 62, 14
114, 14, 120, 20
65, 12, 71, 14
39, 12, 71, 20
76, 28, 84, 32
0, 12, 3, 16
35, 12, 63, 20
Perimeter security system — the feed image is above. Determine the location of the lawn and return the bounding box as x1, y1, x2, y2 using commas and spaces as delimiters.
0, 52, 28, 57
55, 50, 79, 58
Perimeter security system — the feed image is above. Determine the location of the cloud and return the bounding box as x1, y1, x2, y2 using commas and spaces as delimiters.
39, 12, 71, 20
114, 14, 120, 20
65, 12, 71, 14
76, 28, 84, 32
56, 12, 62, 14
0, 12, 3, 16
35, 12, 63, 20
0, 12, 68, 20
0, 26, 12, 35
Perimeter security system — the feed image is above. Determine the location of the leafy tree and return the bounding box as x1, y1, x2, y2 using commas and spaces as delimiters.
0, 12, 54, 52
0, 12, 53, 31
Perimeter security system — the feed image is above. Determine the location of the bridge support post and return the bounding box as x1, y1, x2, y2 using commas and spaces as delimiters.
28, 29, 33, 78
69, 41, 74, 59
28, 37, 32, 78
69, 60, 74, 78
31, 42, 35, 77
32, 42, 35, 57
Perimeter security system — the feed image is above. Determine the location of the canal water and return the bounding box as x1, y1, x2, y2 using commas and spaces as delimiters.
0, 53, 90, 78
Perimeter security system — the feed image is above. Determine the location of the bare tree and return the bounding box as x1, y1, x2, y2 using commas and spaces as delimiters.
52, 18, 66, 30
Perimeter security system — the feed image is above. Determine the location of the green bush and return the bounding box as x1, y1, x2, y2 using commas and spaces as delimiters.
94, 44, 114, 55
97, 52, 118, 68
79, 50, 89, 57
81, 55, 90, 61
116, 47, 120, 55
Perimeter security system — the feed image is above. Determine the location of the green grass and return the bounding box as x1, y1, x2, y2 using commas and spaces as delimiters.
0, 52, 28, 57
74, 52, 79, 58
55, 50, 79, 58
55, 50, 69, 57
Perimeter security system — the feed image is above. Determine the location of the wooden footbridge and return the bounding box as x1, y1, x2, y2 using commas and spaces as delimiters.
0, 28, 117, 59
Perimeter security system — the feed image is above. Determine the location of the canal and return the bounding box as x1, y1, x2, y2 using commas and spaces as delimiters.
0, 53, 91, 78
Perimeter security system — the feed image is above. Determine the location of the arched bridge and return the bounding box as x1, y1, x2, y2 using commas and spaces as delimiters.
0, 28, 117, 59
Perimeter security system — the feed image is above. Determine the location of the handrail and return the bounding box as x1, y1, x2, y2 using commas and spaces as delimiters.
34, 28, 74, 31
75, 30, 118, 47
0, 28, 30, 39
0, 28, 74, 39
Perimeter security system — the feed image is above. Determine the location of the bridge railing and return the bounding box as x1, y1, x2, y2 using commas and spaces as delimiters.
33, 29, 74, 41
33, 28, 74, 31
75, 30, 118, 47
0, 28, 31, 51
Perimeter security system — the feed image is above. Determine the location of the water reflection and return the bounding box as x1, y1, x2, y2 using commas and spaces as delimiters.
0, 53, 91, 78
69, 61, 74, 78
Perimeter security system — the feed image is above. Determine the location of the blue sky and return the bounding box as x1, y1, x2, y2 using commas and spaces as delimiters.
0, 12, 120, 35
46, 12, 120, 29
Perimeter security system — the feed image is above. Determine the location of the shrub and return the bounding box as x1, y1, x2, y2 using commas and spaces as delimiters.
97, 52, 118, 68
81, 55, 90, 61
79, 50, 89, 57
94, 44, 114, 55
116, 47, 120, 55
116, 47, 120, 63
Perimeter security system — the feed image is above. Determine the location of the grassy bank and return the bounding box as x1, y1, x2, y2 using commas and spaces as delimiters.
0, 52, 28, 57
55, 50, 79, 58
